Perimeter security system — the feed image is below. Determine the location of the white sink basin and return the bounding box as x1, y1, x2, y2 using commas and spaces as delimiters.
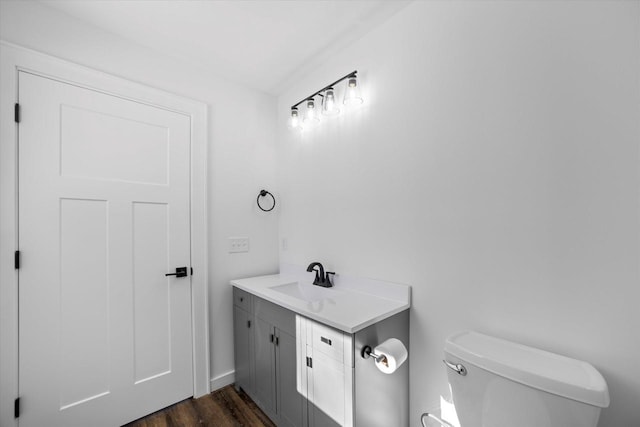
270, 282, 341, 302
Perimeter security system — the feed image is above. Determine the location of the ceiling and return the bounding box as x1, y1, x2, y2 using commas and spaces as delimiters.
41, 0, 410, 95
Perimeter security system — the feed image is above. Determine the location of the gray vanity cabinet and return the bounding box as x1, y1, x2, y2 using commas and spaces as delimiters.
232, 280, 410, 427
233, 287, 304, 427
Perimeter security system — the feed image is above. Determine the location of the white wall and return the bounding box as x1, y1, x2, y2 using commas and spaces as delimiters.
0, 1, 279, 388
277, 1, 640, 426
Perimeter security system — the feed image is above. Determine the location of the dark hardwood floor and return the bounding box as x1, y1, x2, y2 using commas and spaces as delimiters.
123, 385, 276, 427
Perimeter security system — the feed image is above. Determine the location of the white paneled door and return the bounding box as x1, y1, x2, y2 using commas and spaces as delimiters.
18, 71, 193, 427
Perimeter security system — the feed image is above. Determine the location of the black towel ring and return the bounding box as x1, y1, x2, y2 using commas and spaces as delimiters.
257, 189, 276, 212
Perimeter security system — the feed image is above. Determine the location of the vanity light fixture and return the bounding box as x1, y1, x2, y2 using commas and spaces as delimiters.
343, 75, 363, 106
322, 87, 340, 116
289, 70, 362, 131
303, 98, 320, 126
289, 107, 302, 130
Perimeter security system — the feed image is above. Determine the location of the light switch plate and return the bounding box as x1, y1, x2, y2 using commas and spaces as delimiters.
228, 237, 249, 253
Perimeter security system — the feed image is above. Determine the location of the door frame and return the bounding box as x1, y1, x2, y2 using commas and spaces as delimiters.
0, 41, 210, 427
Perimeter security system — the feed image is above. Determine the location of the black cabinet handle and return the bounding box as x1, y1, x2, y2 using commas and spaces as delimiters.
247, 320, 251, 328
270, 333, 274, 343
276, 336, 279, 346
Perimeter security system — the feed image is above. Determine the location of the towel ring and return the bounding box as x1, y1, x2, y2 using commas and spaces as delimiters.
257, 189, 276, 212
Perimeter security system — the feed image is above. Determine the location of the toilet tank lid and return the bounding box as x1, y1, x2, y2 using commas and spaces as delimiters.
444, 331, 610, 408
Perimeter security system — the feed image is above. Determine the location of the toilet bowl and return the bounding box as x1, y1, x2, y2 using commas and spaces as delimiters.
442, 331, 609, 427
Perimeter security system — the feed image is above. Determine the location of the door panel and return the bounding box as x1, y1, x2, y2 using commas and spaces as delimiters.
60, 104, 169, 184
254, 317, 276, 416
18, 71, 193, 427
277, 330, 304, 427
309, 351, 344, 427
133, 202, 171, 383
59, 198, 110, 409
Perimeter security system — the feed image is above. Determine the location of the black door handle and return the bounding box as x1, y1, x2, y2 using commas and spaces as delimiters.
166, 267, 188, 278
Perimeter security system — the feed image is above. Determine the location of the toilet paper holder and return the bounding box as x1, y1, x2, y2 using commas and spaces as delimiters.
361, 338, 408, 374
361, 345, 386, 363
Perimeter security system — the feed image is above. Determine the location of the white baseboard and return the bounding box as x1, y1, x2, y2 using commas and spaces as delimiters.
210, 370, 235, 392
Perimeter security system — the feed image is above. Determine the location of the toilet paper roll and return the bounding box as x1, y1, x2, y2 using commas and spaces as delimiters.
373, 338, 408, 374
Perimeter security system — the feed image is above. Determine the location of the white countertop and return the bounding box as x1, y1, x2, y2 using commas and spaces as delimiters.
231, 273, 410, 333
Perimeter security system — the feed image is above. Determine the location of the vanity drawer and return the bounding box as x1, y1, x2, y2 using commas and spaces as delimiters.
233, 287, 252, 312
311, 321, 345, 362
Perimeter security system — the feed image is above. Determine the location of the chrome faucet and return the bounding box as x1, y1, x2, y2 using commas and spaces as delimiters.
306, 262, 335, 288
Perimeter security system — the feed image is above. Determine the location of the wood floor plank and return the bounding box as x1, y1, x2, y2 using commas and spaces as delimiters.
192, 394, 232, 427
235, 389, 275, 427
166, 399, 200, 427
224, 388, 273, 427
135, 409, 167, 427
122, 385, 276, 427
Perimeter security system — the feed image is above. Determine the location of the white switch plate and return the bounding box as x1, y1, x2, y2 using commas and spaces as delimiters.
228, 237, 249, 253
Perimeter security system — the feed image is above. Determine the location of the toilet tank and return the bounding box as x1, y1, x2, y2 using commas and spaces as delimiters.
444, 331, 609, 427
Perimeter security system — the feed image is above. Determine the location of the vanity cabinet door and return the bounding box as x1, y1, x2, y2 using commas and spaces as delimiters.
298, 315, 354, 427
308, 350, 346, 427
276, 329, 304, 427
233, 306, 254, 394
254, 317, 277, 418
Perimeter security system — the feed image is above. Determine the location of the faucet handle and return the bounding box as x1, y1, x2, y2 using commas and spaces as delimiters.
326, 271, 335, 286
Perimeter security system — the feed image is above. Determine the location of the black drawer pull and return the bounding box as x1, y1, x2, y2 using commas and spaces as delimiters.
321, 336, 332, 346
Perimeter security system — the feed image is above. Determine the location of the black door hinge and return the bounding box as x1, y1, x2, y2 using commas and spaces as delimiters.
306, 357, 313, 368
14, 397, 20, 418
14, 251, 20, 269
14, 103, 20, 123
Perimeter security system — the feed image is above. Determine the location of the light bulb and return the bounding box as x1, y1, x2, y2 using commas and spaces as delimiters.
303, 98, 320, 125
289, 107, 302, 131
343, 75, 363, 106
322, 87, 340, 116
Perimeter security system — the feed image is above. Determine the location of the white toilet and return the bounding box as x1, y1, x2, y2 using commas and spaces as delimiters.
443, 331, 610, 427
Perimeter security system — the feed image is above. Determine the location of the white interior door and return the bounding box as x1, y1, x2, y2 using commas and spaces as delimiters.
18, 71, 193, 427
